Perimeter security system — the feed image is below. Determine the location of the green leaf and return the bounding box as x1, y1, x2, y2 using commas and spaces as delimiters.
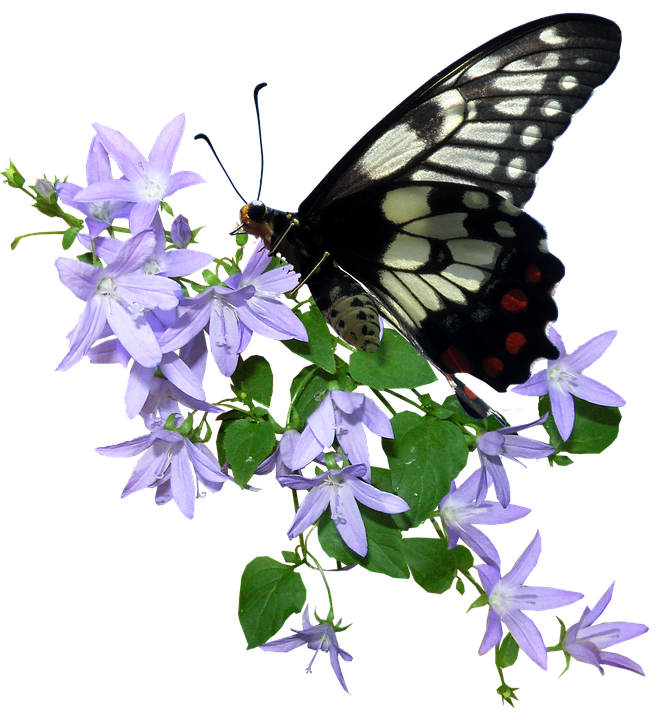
288, 366, 332, 428
202, 269, 220, 286
317, 506, 410, 578
283, 303, 336, 373
281, 551, 299, 565
384, 412, 469, 527
402, 537, 473, 594
238, 556, 306, 649
62, 227, 78, 250
551, 454, 574, 467
223, 419, 276, 488
496, 632, 520, 669
540, 395, 621, 455
232, 355, 274, 407
349, 329, 436, 389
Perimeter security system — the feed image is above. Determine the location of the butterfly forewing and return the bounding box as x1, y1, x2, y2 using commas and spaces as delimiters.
300, 14, 621, 215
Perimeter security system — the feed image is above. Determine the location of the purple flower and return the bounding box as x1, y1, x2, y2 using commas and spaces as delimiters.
74, 114, 205, 233
290, 390, 393, 480
56, 136, 131, 238
55, 230, 181, 371
513, 328, 625, 441
96, 419, 229, 519
256, 429, 302, 477
475, 416, 553, 508
260, 606, 353, 692
170, 214, 192, 248
476, 532, 583, 670
280, 463, 409, 557
563, 583, 648, 675
76, 207, 213, 279
159, 243, 306, 376
439, 470, 531, 567
85, 317, 217, 419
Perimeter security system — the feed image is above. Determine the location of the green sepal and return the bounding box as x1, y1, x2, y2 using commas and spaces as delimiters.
231, 355, 274, 407
202, 269, 221, 286
223, 418, 276, 488
282, 303, 336, 373
468, 594, 489, 611
160, 200, 174, 216
496, 632, 519, 669
281, 551, 300, 565
550, 454, 574, 467
497, 683, 520, 707
402, 537, 473, 594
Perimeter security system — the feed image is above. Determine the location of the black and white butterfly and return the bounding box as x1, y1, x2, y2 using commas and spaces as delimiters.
238, 13, 621, 416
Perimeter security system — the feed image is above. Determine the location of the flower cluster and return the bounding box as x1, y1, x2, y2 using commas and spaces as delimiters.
7, 114, 646, 703
53, 116, 308, 512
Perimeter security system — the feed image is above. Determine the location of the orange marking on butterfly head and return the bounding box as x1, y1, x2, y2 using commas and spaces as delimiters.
483, 356, 504, 377
239, 204, 273, 245
500, 288, 528, 312
442, 346, 472, 374
505, 331, 527, 355
525, 264, 542, 283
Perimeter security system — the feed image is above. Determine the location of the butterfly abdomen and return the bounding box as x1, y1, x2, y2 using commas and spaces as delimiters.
308, 261, 382, 352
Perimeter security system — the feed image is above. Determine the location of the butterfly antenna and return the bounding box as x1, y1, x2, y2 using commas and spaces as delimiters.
253, 82, 267, 201
194, 132, 246, 204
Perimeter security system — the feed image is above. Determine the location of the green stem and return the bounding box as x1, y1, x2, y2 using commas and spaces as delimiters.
383, 388, 424, 411
19, 186, 37, 200
305, 548, 335, 619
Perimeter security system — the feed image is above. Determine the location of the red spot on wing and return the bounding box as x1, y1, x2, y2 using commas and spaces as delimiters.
525, 264, 542, 283
483, 356, 504, 377
505, 332, 527, 355
500, 288, 528, 312
442, 346, 472, 374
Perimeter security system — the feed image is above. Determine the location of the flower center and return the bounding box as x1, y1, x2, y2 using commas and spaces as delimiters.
142, 177, 165, 200
97, 276, 116, 295
548, 364, 577, 392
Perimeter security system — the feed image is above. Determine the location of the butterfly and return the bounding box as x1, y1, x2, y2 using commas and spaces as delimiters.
237, 13, 622, 417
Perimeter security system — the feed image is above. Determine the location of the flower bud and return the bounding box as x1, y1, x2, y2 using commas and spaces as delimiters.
34, 178, 57, 204
171, 214, 192, 247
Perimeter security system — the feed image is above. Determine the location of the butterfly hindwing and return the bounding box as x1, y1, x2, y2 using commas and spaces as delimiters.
300, 14, 621, 216
312, 182, 564, 391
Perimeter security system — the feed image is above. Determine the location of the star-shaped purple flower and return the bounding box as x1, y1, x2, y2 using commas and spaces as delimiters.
439, 469, 531, 567
290, 390, 393, 481
513, 327, 625, 441
475, 416, 553, 507
259, 604, 354, 695
475, 530, 586, 672
55, 230, 182, 371
74, 114, 205, 233
93, 416, 231, 521
562, 580, 650, 677
159, 242, 306, 376
280, 463, 409, 557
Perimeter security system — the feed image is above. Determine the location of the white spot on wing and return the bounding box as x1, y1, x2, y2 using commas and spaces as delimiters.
499, 200, 522, 216
520, 124, 542, 147
494, 220, 516, 238
405, 213, 468, 240
505, 52, 559, 71
379, 271, 427, 325
447, 239, 501, 268
539, 27, 565, 45
494, 97, 531, 116
441, 264, 489, 291
559, 75, 579, 91
431, 89, 467, 140
382, 234, 432, 271
463, 190, 489, 209
453, 121, 511, 146
428, 146, 499, 177
575, 57, 590, 65
357, 123, 425, 180
462, 53, 505, 80
397, 273, 445, 311
420, 273, 467, 304
506, 156, 526, 180
541, 99, 562, 117
494, 73, 547, 93
381, 186, 431, 224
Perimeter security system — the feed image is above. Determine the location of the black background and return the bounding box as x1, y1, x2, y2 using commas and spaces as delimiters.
2, 7, 650, 711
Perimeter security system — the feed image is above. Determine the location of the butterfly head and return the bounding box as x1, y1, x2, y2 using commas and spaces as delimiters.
239, 201, 274, 245
239, 201, 299, 253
